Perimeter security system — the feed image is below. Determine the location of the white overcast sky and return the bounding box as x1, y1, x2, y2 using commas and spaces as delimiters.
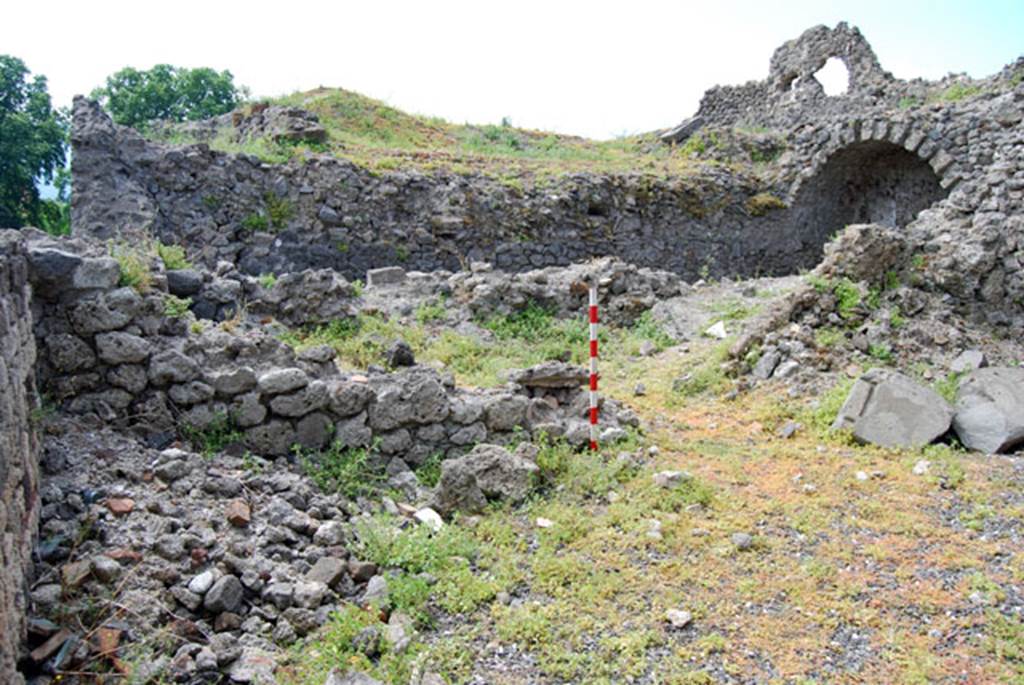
4, 0, 1023, 139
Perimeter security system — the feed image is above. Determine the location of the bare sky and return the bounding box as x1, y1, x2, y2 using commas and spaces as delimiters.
4, 0, 1023, 139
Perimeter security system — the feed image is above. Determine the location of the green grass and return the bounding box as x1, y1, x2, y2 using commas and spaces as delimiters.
143, 87, 718, 180
931, 82, 984, 103
280, 302, 673, 388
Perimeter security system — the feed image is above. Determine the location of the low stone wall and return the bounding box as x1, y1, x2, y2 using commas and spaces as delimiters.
0, 231, 41, 685
25, 237, 637, 469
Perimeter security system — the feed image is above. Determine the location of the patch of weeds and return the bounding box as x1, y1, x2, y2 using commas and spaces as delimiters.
815, 326, 845, 348
299, 439, 382, 499
890, 306, 906, 328
110, 243, 153, 293
201, 194, 221, 209
960, 504, 995, 532
920, 443, 966, 490
868, 342, 893, 362
277, 603, 418, 685
240, 212, 268, 232
163, 294, 192, 318
898, 96, 922, 109
30, 394, 58, 426
694, 632, 729, 656
708, 298, 757, 321
155, 242, 191, 270
535, 438, 638, 497
414, 452, 445, 488
933, 372, 963, 404
968, 572, 1007, 603
394, 244, 410, 262
240, 193, 293, 232
182, 413, 243, 458
257, 272, 277, 289
351, 279, 364, 297
415, 299, 446, 324
982, 610, 1024, 675
630, 310, 674, 350
745, 192, 787, 216
933, 82, 983, 103
806, 377, 855, 437
834, 278, 863, 318
672, 341, 731, 398
885, 270, 902, 291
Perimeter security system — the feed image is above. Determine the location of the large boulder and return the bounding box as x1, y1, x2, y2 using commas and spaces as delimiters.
952, 367, 1024, 454
832, 368, 953, 448
433, 443, 539, 515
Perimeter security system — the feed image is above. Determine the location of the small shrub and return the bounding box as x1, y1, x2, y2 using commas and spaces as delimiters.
110, 244, 153, 293
240, 212, 268, 232
351, 279, 364, 297
257, 272, 277, 289
265, 193, 293, 230
745, 192, 786, 216
163, 294, 192, 318
834, 278, 862, 318
155, 242, 191, 270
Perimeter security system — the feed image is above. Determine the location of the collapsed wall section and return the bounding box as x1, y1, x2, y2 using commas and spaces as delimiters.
0, 231, 40, 685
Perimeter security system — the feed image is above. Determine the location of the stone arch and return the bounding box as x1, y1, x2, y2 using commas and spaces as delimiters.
783, 122, 956, 264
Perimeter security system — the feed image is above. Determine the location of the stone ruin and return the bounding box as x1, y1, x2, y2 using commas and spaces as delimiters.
1, 21, 1022, 684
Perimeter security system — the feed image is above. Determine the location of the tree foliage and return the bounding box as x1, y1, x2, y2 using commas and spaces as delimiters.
0, 55, 67, 230
91, 64, 246, 129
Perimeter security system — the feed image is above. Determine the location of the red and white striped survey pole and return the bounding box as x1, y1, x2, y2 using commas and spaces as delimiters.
588, 281, 599, 451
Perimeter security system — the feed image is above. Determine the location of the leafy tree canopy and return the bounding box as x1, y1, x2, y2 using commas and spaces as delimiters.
0, 55, 68, 229
91, 64, 247, 129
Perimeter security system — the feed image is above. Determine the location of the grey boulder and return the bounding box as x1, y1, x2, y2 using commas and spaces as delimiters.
832, 368, 953, 448
952, 367, 1024, 454
434, 443, 539, 515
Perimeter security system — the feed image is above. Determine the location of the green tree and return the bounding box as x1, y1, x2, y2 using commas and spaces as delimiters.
0, 55, 67, 229
91, 64, 246, 129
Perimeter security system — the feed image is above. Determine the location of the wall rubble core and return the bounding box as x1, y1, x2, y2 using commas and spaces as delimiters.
0, 231, 40, 685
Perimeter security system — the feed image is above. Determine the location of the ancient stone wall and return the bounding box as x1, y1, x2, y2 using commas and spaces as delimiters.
70, 98, 815, 283
24, 235, 637, 464
0, 231, 40, 685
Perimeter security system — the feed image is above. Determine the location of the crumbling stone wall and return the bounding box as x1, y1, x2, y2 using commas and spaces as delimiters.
663, 23, 1024, 325
24, 235, 637, 463
0, 231, 40, 685
70, 98, 814, 283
